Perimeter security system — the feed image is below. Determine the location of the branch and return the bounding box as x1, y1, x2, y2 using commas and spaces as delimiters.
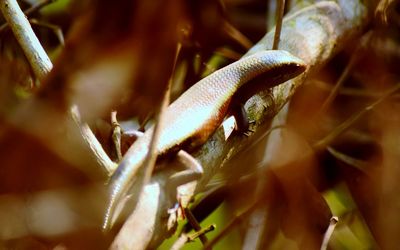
0, 0, 54, 32
70, 105, 117, 174
0, 0, 52, 80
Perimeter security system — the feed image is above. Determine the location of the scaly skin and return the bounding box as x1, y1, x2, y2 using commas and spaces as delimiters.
103, 50, 306, 229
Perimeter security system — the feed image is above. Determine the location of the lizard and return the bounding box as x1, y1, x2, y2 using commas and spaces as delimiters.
103, 49, 307, 230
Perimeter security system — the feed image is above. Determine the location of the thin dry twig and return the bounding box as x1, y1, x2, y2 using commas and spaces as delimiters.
184, 207, 209, 245
314, 82, 400, 150
29, 18, 65, 46
222, 20, 253, 50
0, 0, 52, 79
203, 202, 259, 250
321, 216, 339, 250
311, 79, 400, 98
70, 105, 117, 174
0, 0, 54, 32
272, 0, 285, 49
111, 111, 123, 162
327, 146, 369, 174
188, 225, 216, 242
317, 32, 372, 116
171, 224, 216, 250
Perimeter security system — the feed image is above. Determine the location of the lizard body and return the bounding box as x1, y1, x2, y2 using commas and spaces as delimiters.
104, 50, 306, 229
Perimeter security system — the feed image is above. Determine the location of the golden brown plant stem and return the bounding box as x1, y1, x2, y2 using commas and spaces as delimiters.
184, 208, 208, 245
0, 0, 52, 79
111, 111, 123, 162
189, 224, 215, 242
272, 0, 285, 49
171, 225, 215, 250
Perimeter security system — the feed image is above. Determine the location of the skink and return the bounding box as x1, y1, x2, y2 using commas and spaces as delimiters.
104, 50, 306, 229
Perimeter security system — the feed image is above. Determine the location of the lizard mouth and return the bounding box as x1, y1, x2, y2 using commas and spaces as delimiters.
255, 61, 307, 89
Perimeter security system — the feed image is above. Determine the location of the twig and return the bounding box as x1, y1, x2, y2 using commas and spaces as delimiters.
70, 105, 117, 174
111, 111, 122, 162
0, 0, 54, 32
320, 216, 339, 250
314, 83, 400, 150
171, 225, 216, 250
272, 0, 285, 49
184, 208, 209, 245
188, 224, 215, 242
203, 202, 259, 250
311, 79, 400, 98
222, 20, 253, 50
317, 50, 358, 115
0, 0, 52, 79
327, 146, 369, 175
317, 32, 372, 116
214, 47, 242, 60
29, 18, 65, 46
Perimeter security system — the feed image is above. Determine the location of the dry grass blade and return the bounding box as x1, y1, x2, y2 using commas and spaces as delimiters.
327, 146, 369, 174
312, 79, 400, 98
141, 42, 181, 192
222, 20, 253, 50
317, 32, 372, 116
314, 83, 400, 150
